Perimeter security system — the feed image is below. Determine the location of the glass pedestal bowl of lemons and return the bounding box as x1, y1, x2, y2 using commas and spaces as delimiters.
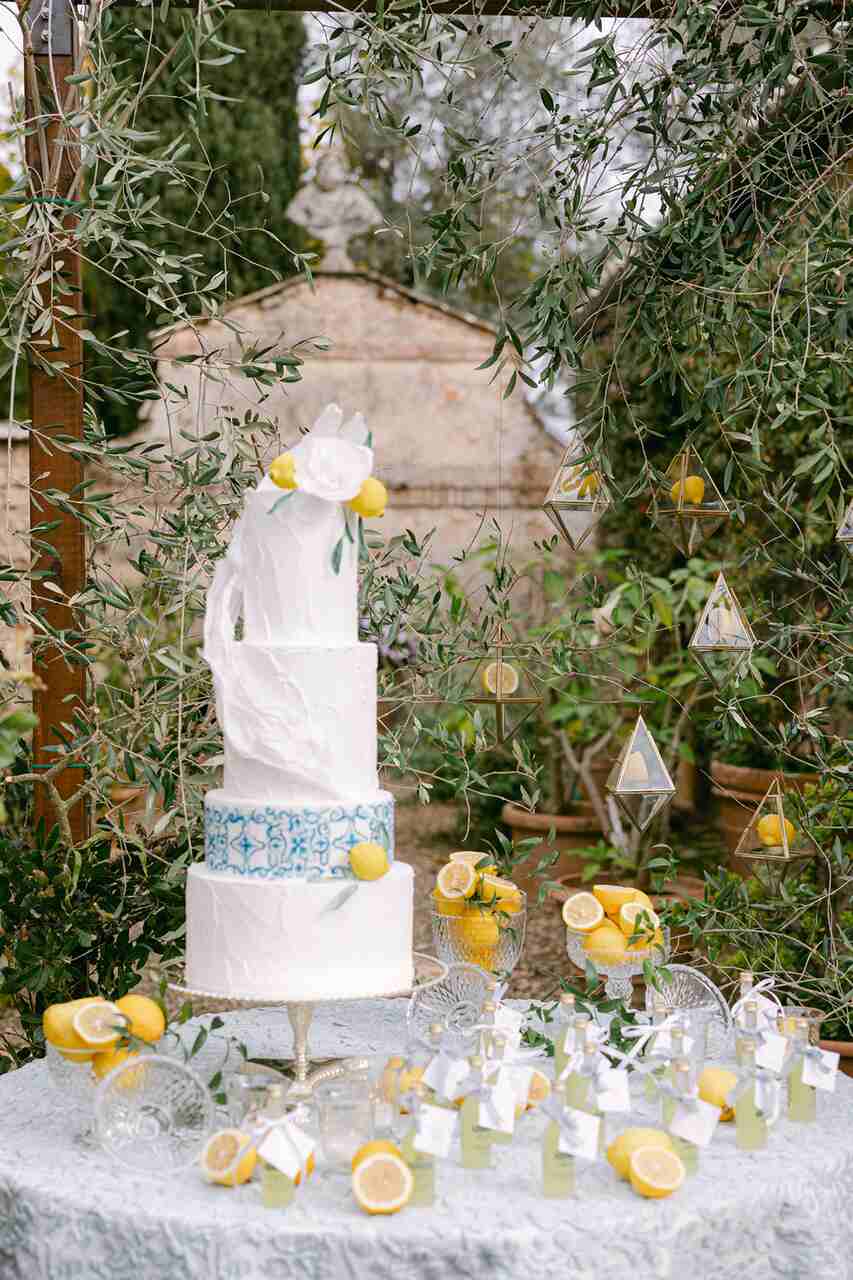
562, 884, 669, 1004
430, 853, 527, 979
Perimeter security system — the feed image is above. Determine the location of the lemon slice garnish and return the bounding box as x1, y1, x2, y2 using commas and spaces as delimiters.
629, 1145, 685, 1198
561, 890, 605, 933
480, 661, 519, 696
436, 860, 478, 900
352, 1151, 414, 1215
71, 1000, 127, 1049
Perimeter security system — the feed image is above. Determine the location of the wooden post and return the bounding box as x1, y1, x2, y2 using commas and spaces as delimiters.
24, 0, 88, 841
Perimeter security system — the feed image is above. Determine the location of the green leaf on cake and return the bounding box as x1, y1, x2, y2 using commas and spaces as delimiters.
267, 491, 296, 517
331, 535, 345, 575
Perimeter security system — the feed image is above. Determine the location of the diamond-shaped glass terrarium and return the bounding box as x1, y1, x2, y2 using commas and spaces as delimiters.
606, 714, 676, 833
650, 448, 730, 557
733, 778, 817, 891
542, 450, 611, 551
837, 498, 853, 557
455, 623, 543, 746
688, 571, 756, 687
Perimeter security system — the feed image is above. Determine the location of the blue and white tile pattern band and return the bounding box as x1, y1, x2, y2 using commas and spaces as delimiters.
204, 790, 395, 878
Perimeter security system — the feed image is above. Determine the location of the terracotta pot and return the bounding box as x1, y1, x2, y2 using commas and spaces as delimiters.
710, 759, 814, 867
819, 1039, 853, 1079
501, 802, 602, 899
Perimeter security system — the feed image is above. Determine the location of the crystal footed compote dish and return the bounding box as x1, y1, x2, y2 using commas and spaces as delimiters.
430, 892, 527, 981
644, 963, 732, 1060
566, 928, 670, 1005
95, 1054, 214, 1174
406, 962, 497, 1056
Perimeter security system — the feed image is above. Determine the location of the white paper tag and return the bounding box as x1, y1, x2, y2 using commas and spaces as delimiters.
802, 1048, 839, 1093
258, 1121, 315, 1180
503, 1065, 535, 1109
414, 1103, 459, 1158
557, 1107, 601, 1161
478, 1070, 517, 1135
669, 1097, 720, 1148
653, 1030, 694, 1056
494, 1005, 524, 1049
755, 1030, 788, 1074
422, 1054, 470, 1102
595, 1067, 631, 1114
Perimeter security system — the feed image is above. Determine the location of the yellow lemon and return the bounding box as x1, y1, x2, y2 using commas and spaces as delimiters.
201, 1129, 257, 1187
592, 885, 638, 917
349, 841, 390, 881
583, 925, 627, 965
293, 1153, 316, 1186
115, 994, 166, 1044
432, 887, 466, 918
618, 900, 661, 939
480, 874, 523, 913
607, 1127, 674, 1180
436, 860, 478, 900
72, 1000, 126, 1050
352, 1140, 402, 1173
698, 1066, 738, 1121
562, 891, 605, 934
756, 814, 796, 849
455, 910, 500, 949
451, 850, 498, 876
269, 452, 297, 490
92, 1047, 142, 1086
348, 477, 387, 519
670, 474, 705, 506
629, 1145, 685, 1198
480, 661, 519, 697
379, 1057, 407, 1103
561, 465, 600, 497
526, 1069, 551, 1110
632, 889, 655, 912
352, 1150, 414, 1214
43, 997, 106, 1061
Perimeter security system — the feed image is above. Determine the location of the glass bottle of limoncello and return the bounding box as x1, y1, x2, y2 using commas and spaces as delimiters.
735, 1022, 768, 1152
460, 1055, 492, 1170
666, 1059, 699, 1175
661, 1026, 686, 1127
644, 996, 668, 1102
786, 1017, 816, 1124
563, 1014, 591, 1108
735, 970, 755, 1066
542, 1080, 575, 1199
400, 1083, 436, 1206
553, 992, 576, 1079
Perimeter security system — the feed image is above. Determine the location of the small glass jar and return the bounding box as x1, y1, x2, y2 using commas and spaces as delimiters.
315, 1077, 374, 1172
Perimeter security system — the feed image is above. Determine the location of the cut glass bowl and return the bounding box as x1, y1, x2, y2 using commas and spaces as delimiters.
430, 894, 526, 979
406, 962, 497, 1055
566, 928, 670, 1004
95, 1054, 214, 1174
644, 963, 732, 1059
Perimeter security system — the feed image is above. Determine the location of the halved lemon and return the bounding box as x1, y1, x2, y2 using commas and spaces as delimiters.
527, 1069, 551, 1109
592, 885, 638, 917
72, 1000, 127, 1049
432, 887, 466, 917
562, 891, 605, 934
628, 1145, 685, 1199
352, 1150, 414, 1215
436, 861, 478, 900
201, 1129, 257, 1187
352, 1140, 402, 1173
450, 850, 498, 875
607, 1127, 673, 1180
480, 661, 519, 697
632, 889, 655, 912
480, 874, 523, 912
618, 901, 660, 938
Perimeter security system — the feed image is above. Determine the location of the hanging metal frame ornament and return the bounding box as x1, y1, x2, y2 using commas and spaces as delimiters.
456, 623, 544, 746
606, 714, 676, 832
688, 571, 756, 687
542, 450, 611, 551
836, 498, 853, 557
650, 447, 730, 557
732, 777, 817, 891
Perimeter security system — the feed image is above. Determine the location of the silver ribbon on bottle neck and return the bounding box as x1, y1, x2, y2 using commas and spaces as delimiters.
454, 1063, 503, 1130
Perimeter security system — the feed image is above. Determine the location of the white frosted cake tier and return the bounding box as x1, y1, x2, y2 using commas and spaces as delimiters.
234, 482, 357, 646
204, 790, 394, 878
185, 861, 414, 1001
214, 642, 379, 806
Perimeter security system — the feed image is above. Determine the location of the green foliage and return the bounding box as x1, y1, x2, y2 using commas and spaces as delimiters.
86, 8, 308, 436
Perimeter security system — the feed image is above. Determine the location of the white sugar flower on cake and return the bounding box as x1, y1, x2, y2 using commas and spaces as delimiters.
269, 403, 387, 518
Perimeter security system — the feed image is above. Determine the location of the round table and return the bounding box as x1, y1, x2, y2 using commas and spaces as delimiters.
2, 1000, 853, 1280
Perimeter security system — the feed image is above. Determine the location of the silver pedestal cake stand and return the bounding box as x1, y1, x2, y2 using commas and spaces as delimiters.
167, 952, 446, 1097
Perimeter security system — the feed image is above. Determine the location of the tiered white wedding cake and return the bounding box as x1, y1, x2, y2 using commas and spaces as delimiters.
185, 406, 414, 1001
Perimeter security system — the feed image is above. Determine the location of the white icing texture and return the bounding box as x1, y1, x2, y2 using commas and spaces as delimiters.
185, 862, 414, 1001
212, 642, 379, 806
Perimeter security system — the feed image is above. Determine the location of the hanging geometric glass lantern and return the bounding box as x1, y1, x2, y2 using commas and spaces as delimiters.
732, 778, 816, 891
542, 449, 611, 551
606, 714, 676, 833
650, 447, 730, 557
836, 498, 853, 557
456, 623, 544, 746
688, 571, 756, 687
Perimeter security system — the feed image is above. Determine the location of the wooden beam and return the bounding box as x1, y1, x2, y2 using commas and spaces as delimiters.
25, 0, 88, 842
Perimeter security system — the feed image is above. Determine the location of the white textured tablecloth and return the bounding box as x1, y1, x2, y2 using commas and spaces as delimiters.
2, 999, 853, 1280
